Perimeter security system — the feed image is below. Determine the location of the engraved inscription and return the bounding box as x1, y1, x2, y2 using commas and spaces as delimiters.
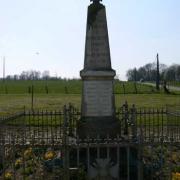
84, 81, 113, 116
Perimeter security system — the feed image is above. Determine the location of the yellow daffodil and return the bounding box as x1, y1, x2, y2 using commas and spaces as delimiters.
5, 171, 13, 180
15, 158, 22, 168
172, 172, 180, 180
44, 151, 56, 160
24, 148, 33, 160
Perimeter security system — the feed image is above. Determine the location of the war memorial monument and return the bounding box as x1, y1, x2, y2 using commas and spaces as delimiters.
78, 0, 139, 178
0, 0, 179, 179
78, 0, 120, 138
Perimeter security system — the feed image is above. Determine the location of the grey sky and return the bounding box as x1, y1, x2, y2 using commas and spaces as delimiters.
0, 0, 180, 80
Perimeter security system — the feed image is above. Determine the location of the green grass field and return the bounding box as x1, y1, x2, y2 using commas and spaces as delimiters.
167, 81, 180, 87
0, 93, 179, 115
0, 80, 158, 94
0, 80, 179, 115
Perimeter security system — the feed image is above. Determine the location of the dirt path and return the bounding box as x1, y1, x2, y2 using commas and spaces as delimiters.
143, 82, 180, 91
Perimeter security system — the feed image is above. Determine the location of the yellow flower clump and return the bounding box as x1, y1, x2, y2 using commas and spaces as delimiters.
24, 148, 33, 160
44, 151, 56, 160
5, 172, 13, 180
172, 172, 180, 180
15, 158, 22, 168
172, 153, 178, 162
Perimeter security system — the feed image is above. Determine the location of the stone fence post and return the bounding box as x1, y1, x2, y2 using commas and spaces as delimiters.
123, 101, 129, 135
130, 104, 137, 139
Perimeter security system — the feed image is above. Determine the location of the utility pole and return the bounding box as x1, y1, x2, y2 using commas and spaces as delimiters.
3, 56, 5, 82
156, 53, 160, 91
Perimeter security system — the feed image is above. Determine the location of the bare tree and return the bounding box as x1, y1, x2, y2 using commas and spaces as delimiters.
42, 70, 50, 80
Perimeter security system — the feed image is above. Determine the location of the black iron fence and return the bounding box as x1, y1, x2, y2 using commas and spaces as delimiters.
0, 104, 180, 179
1, 103, 180, 145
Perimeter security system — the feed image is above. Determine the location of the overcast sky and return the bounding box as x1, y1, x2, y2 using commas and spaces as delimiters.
0, 0, 180, 80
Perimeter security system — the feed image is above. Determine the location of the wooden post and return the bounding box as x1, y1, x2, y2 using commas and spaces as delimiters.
3, 56, 5, 83
134, 82, 137, 94
156, 53, 160, 91
123, 83, 125, 94
31, 85, 34, 111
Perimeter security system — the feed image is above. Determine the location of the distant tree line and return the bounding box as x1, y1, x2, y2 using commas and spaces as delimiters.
1, 70, 50, 80
1, 70, 79, 81
126, 63, 180, 82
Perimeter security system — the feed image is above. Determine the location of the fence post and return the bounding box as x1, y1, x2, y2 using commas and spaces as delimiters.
0, 131, 4, 177
131, 104, 137, 140
31, 85, 34, 111
63, 105, 69, 180
122, 83, 125, 94
138, 144, 143, 180
68, 103, 73, 136
134, 82, 137, 94
124, 102, 129, 135
138, 110, 144, 180
127, 147, 130, 180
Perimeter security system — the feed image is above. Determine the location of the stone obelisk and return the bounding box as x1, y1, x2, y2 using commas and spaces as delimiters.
79, 0, 119, 137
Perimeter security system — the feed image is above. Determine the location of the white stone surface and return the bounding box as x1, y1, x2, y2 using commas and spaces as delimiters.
81, 3, 116, 119
80, 70, 115, 78
89, 158, 119, 179
82, 80, 114, 117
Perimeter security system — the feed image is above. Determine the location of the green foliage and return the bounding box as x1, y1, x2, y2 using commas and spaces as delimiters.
173, 166, 180, 173
77, 167, 87, 180
23, 167, 33, 176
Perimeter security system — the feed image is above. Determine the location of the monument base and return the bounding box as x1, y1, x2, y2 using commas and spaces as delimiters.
77, 117, 121, 139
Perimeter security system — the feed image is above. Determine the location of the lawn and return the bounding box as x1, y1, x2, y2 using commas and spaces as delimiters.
0, 80, 158, 94
0, 93, 179, 116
